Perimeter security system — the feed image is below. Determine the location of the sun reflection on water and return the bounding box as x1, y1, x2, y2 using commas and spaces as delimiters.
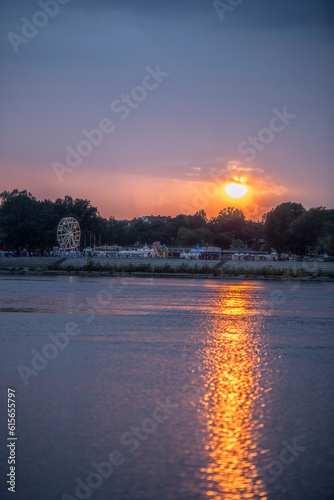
201, 284, 267, 500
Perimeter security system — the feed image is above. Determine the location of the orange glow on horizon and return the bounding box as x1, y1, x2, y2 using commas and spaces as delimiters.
0, 162, 288, 221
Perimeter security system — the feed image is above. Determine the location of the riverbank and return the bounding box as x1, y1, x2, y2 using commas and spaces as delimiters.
1, 261, 333, 281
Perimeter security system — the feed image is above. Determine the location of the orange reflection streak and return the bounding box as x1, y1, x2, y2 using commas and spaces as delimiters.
202, 284, 267, 500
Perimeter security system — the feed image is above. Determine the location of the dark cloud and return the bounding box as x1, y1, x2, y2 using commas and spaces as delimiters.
1, 0, 333, 29
66, 0, 334, 29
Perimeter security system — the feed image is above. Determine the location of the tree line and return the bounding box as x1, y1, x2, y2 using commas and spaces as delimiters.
0, 190, 333, 255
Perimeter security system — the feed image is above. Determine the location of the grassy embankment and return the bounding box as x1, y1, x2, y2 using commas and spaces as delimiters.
1, 261, 333, 278
43, 261, 334, 278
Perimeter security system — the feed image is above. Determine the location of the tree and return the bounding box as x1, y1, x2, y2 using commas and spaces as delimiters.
2, 189, 329, 258
239, 220, 264, 244
0, 190, 41, 249
192, 228, 213, 245
0, 189, 107, 251
234, 239, 245, 249
210, 207, 246, 236
263, 202, 305, 253
171, 214, 190, 230
213, 233, 232, 249
177, 227, 197, 246
319, 209, 334, 255
188, 210, 208, 229
288, 207, 326, 254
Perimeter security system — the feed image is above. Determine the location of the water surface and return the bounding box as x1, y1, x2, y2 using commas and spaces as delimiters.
0, 276, 333, 499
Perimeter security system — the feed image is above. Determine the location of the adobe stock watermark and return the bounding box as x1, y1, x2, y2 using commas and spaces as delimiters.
238, 107, 297, 161
52, 64, 170, 182
7, 0, 71, 54
213, 0, 244, 22
62, 397, 179, 500
16, 276, 128, 386
259, 439, 306, 488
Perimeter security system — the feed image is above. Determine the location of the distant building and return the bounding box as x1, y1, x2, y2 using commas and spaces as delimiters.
128, 215, 172, 226
142, 215, 171, 224
127, 217, 141, 227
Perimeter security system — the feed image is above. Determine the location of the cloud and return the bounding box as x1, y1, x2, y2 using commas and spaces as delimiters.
245, 188, 288, 219
174, 157, 289, 220
181, 159, 264, 183
224, 161, 264, 174
56, 0, 334, 29
1, 0, 333, 37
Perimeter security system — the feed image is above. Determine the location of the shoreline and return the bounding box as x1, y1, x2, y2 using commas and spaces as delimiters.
1, 269, 333, 282
1, 256, 333, 282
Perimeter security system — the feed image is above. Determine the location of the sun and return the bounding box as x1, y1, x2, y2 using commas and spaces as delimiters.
225, 183, 248, 199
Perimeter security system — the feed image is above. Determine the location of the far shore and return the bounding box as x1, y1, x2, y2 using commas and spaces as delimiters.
0, 270, 333, 282
0, 256, 333, 282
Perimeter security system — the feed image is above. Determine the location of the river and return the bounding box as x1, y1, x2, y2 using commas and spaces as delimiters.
0, 276, 333, 500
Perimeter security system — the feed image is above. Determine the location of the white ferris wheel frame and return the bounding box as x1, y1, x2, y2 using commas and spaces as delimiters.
57, 217, 81, 253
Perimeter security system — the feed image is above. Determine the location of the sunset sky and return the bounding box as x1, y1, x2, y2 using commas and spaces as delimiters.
0, 0, 333, 220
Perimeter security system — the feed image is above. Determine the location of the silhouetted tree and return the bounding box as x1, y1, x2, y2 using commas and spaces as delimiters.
0, 190, 106, 251
288, 207, 326, 254
264, 202, 305, 253
210, 207, 246, 237
213, 233, 233, 249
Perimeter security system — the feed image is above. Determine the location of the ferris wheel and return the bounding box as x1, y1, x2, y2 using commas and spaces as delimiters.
57, 217, 81, 253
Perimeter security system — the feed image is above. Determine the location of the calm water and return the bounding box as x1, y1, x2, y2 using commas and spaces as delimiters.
0, 276, 333, 500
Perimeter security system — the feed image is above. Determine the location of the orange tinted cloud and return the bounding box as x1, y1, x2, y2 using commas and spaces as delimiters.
176, 159, 288, 220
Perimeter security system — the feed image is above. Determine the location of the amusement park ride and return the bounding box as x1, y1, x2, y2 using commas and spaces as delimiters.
57, 217, 81, 254
55, 217, 170, 257
152, 241, 168, 257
